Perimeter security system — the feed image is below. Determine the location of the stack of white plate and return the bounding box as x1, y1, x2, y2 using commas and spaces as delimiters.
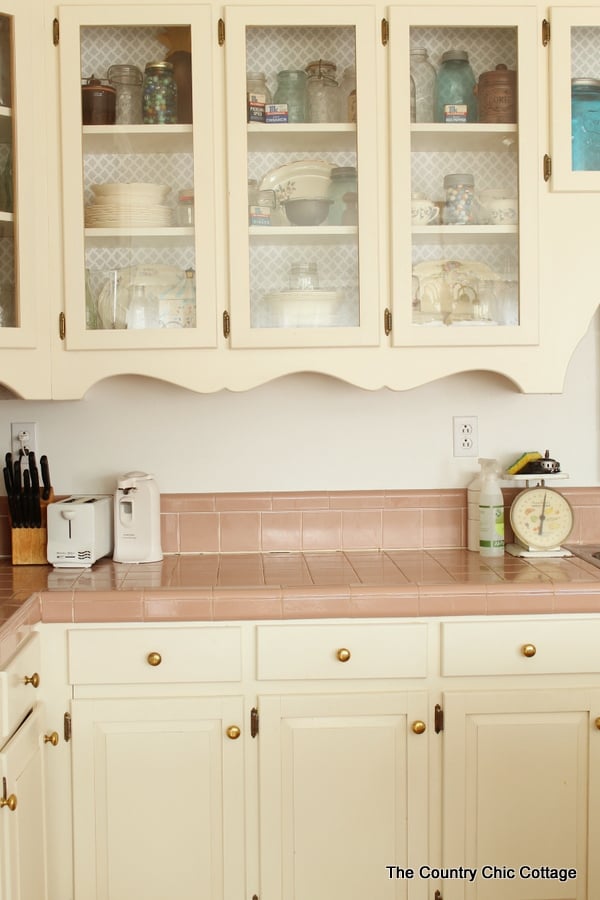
262, 290, 342, 327
85, 182, 173, 228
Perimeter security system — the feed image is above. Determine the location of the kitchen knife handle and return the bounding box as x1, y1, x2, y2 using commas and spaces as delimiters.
40, 455, 51, 501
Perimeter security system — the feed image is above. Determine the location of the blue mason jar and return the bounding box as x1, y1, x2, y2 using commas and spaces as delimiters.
434, 50, 477, 123
273, 70, 307, 123
571, 78, 600, 171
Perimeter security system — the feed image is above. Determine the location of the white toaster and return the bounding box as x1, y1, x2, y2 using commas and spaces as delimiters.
47, 495, 114, 568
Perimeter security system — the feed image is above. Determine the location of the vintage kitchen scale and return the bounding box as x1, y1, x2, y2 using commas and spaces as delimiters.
504, 451, 574, 558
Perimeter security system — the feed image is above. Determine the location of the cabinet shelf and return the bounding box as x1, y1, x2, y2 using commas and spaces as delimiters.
247, 122, 357, 153
82, 124, 193, 155
412, 225, 518, 244
85, 227, 193, 247
249, 225, 357, 244
411, 123, 518, 153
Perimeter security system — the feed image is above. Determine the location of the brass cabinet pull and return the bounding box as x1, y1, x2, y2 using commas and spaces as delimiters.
226, 725, 241, 740
44, 732, 59, 747
412, 720, 427, 735
336, 648, 351, 662
521, 643, 537, 658
595, 717, 600, 731
147, 652, 162, 667
23, 672, 40, 688
0, 793, 17, 811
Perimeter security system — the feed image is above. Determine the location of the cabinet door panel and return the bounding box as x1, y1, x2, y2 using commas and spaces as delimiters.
259, 692, 430, 900
71, 696, 245, 900
443, 689, 600, 900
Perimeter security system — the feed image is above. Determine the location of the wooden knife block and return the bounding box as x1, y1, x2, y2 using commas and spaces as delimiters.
10, 490, 54, 565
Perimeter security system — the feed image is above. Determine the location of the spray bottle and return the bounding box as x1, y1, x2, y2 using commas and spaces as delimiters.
478, 458, 505, 557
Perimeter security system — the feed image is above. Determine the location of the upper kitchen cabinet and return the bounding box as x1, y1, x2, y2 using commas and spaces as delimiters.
388, 6, 539, 347
223, 5, 381, 348
0, 0, 52, 397
548, 7, 600, 192
57, 4, 218, 350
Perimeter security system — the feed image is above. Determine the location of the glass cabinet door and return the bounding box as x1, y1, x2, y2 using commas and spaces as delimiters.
389, 6, 539, 347
0, 0, 43, 351
224, 6, 380, 348
549, 7, 600, 192
58, 5, 217, 349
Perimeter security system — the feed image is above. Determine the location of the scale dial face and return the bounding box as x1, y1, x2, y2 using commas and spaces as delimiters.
510, 487, 574, 551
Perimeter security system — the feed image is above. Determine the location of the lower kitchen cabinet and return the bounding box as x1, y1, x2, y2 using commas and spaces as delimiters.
0, 704, 50, 900
70, 695, 246, 900
258, 692, 430, 900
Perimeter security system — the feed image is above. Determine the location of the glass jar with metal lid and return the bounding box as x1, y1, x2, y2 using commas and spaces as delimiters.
306, 59, 339, 123
273, 70, 307, 123
143, 61, 177, 124
108, 64, 143, 125
571, 78, 600, 171
327, 166, 357, 225
434, 50, 477, 123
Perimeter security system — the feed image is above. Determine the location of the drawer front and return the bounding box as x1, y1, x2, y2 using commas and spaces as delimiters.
68, 627, 242, 685
0, 634, 42, 744
256, 623, 428, 680
442, 618, 600, 676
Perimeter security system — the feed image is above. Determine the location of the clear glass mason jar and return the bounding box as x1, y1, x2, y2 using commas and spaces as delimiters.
306, 59, 339, 123
143, 61, 178, 124
108, 64, 143, 125
273, 70, 307, 123
327, 166, 358, 225
338, 65, 356, 123
246, 71, 272, 103
443, 172, 475, 224
434, 50, 477, 123
410, 48, 436, 123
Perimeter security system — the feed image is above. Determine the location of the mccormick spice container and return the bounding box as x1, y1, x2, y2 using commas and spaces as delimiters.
477, 64, 516, 124
143, 61, 177, 124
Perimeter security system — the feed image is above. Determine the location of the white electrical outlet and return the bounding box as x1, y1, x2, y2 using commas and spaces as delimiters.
453, 416, 479, 458
10, 422, 38, 461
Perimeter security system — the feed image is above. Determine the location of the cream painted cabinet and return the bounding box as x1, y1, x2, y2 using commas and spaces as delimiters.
0, 0, 51, 397
442, 689, 600, 900
388, 5, 539, 347
258, 692, 430, 900
548, 7, 600, 192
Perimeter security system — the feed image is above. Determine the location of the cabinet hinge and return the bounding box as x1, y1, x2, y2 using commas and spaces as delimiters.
384, 307, 392, 336
543, 153, 552, 182
222, 310, 231, 338
59, 312, 66, 340
52, 17, 59, 46
434, 703, 444, 733
542, 18, 550, 47
63, 711, 72, 743
218, 18, 225, 46
250, 706, 259, 738
381, 18, 389, 47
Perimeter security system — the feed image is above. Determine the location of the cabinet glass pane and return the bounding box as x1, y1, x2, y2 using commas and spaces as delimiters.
0, 14, 15, 329
79, 25, 196, 332
570, 26, 600, 172
409, 25, 519, 330
245, 25, 359, 332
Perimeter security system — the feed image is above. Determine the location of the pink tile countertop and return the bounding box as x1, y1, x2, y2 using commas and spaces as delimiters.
3, 549, 600, 664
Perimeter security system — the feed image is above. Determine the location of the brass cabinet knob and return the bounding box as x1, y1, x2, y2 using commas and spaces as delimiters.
226, 725, 241, 740
147, 652, 162, 667
0, 794, 17, 811
412, 720, 427, 735
336, 648, 351, 662
595, 717, 600, 731
23, 672, 40, 688
44, 732, 59, 747
521, 643, 537, 658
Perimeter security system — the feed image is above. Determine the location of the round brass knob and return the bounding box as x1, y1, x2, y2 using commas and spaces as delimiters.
23, 672, 40, 688
226, 725, 241, 740
412, 720, 427, 735
0, 794, 17, 811
521, 643, 537, 658
147, 652, 162, 667
595, 717, 600, 731
44, 732, 59, 747
336, 648, 351, 662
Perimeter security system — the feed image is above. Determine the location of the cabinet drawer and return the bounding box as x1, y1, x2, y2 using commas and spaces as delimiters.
68, 627, 242, 685
256, 623, 428, 680
0, 634, 41, 744
442, 618, 600, 676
